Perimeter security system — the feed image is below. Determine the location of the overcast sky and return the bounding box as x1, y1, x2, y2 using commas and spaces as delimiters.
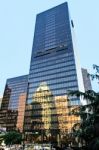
0, 0, 99, 97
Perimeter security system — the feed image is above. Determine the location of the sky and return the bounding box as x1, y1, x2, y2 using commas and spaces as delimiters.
0, 0, 99, 97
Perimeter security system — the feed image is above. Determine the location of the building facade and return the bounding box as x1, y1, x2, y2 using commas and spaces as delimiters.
82, 68, 92, 91
0, 98, 2, 109
0, 75, 28, 132
24, 2, 84, 143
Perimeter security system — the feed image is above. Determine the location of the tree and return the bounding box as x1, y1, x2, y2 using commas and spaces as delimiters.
0, 133, 5, 145
4, 131, 22, 145
68, 65, 99, 149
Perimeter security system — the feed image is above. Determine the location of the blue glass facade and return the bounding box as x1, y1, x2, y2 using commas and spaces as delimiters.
32, 3, 72, 52
28, 2, 79, 105
0, 75, 28, 131
7, 75, 28, 110
24, 2, 83, 142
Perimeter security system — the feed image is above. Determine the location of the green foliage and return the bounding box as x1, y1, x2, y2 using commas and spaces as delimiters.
90, 64, 99, 80
4, 131, 22, 145
0, 133, 5, 145
68, 65, 99, 146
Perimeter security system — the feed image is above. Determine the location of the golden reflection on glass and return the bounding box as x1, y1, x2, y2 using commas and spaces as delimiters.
17, 93, 27, 132
55, 95, 68, 133
32, 82, 54, 131
31, 82, 80, 136
55, 95, 80, 134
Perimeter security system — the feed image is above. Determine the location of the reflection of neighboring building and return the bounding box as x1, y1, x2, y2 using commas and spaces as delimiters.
1, 85, 11, 110
55, 96, 69, 133
3, 109, 18, 131
32, 82, 58, 131
17, 93, 27, 132
82, 68, 92, 91
25, 83, 80, 142
32, 82, 53, 131
0, 85, 12, 129
55, 96, 80, 134
0, 75, 28, 132
25, 82, 59, 141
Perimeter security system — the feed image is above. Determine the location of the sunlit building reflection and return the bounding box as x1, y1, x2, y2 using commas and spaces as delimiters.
0, 75, 28, 132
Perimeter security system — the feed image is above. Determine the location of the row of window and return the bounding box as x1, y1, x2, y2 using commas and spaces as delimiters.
28, 86, 78, 100
26, 119, 78, 126
35, 22, 69, 35
8, 105, 18, 109
45, 27, 56, 33
45, 43, 56, 48
33, 38, 54, 45
34, 32, 69, 44
34, 41, 69, 50
32, 110, 58, 116
48, 27, 70, 35
33, 49, 71, 58
44, 41, 69, 49
34, 30, 71, 43
46, 18, 55, 23
34, 33, 70, 44
35, 24, 55, 34
44, 38, 56, 44
29, 74, 77, 85
33, 46, 72, 57
27, 86, 78, 104
31, 52, 73, 65
34, 44, 71, 53
7, 77, 27, 83
30, 59, 75, 72
70, 100, 81, 105
29, 81, 78, 94
8, 89, 26, 95
29, 76, 77, 88
44, 40, 70, 48
46, 22, 69, 30
45, 32, 55, 38
9, 97, 19, 102
29, 70, 76, 82
7, 81, 28, 87
27, 98, 80, 107
40, 40, 68, 49
26, 95, 77, 105
11, 86, 27, 91
8, 104, 18, 108
45, 12, 55, 17
29, 81, 78, 92
30, 65, 75, 77
33, 45, 70, 58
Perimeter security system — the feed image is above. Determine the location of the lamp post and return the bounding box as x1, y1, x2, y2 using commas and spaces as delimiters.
22, 132, 25, 150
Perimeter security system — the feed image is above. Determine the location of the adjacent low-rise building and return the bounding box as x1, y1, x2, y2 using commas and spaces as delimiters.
0, 75, 28, 132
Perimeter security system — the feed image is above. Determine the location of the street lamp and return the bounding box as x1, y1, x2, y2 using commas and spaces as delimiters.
22, 132, 25, 150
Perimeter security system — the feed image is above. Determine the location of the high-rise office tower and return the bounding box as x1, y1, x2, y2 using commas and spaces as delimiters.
82, 68, 92, 91
24, 2, 84, 143
0, 75, 28, 132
